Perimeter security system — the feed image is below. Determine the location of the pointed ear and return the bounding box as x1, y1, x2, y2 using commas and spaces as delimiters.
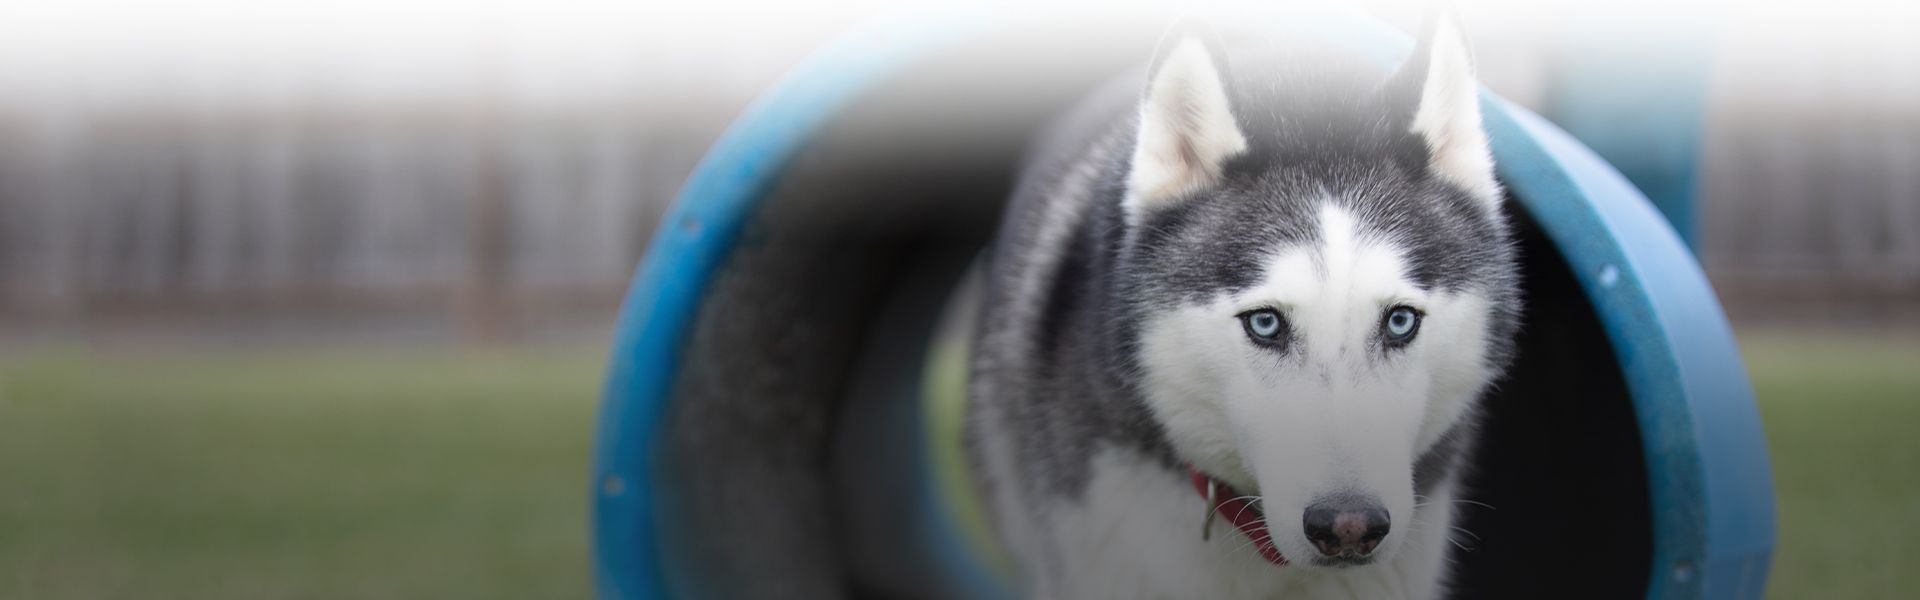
1125, 32, 1247, 221
1399, 15, 1499, 205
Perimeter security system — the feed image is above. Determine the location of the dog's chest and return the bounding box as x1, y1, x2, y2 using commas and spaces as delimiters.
1037, 448, 1303, 598
1032, 447, 1446, 600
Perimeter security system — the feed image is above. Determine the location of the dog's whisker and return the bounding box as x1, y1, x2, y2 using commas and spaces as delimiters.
1226, 531, 1272, 558
1449, 525, 1482, 541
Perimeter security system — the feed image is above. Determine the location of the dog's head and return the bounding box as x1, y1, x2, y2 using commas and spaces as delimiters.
1118, 17, 1519, 568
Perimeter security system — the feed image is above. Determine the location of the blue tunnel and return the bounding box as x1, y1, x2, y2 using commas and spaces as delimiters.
592, 7, 1775, 599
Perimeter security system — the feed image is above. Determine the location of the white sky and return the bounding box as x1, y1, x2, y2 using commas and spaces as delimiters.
0, 0, 1913, 111
0, 0, 891, 107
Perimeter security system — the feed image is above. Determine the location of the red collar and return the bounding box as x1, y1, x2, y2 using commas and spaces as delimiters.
1188, 465, 1288, 567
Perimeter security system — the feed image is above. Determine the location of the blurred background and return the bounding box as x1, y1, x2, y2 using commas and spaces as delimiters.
0, 0, 1914, 598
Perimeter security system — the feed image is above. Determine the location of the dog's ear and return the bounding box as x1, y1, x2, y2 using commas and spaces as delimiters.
1390, 13, 1499, 205
1125, 27, 1247, 222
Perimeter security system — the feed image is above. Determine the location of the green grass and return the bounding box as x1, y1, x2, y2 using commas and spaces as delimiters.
0, 347, 602, 599
0, 330, 1912, 598
1743, 331, 1920, 599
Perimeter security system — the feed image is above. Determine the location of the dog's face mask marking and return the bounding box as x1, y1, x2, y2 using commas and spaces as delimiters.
1123, 19, 1513, 568
1138, 204, 1500, 566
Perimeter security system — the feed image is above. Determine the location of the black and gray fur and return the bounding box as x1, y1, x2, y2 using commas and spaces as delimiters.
964, 20, 1520, 595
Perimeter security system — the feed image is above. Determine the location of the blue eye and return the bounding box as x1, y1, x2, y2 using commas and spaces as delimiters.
1240, 309, 1288, 346
1383, 306, 1421, 344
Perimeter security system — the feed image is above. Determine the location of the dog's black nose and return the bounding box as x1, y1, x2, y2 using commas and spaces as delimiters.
1303, 496, 1390, 559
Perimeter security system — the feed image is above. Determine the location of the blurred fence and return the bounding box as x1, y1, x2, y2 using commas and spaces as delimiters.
0, 107, 713, 338
1696, 8, 1920, 322
0, 3, 1915, 341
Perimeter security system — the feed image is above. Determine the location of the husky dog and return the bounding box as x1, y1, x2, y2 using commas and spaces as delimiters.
964, 15, 1519, 599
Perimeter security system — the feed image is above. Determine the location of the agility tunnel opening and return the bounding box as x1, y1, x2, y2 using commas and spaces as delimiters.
593, 8, 1774, 599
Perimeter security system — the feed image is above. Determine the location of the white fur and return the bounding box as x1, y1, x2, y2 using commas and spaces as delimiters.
1125, 38, 1248, 222
1411, 17, 1500, 207
1037, 446, 1457, 599
1132, 203, 1495, 598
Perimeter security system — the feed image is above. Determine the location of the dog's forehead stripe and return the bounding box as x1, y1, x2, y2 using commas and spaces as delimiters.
1130, 164, 1503, 307
1255, 203, 1418, 306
